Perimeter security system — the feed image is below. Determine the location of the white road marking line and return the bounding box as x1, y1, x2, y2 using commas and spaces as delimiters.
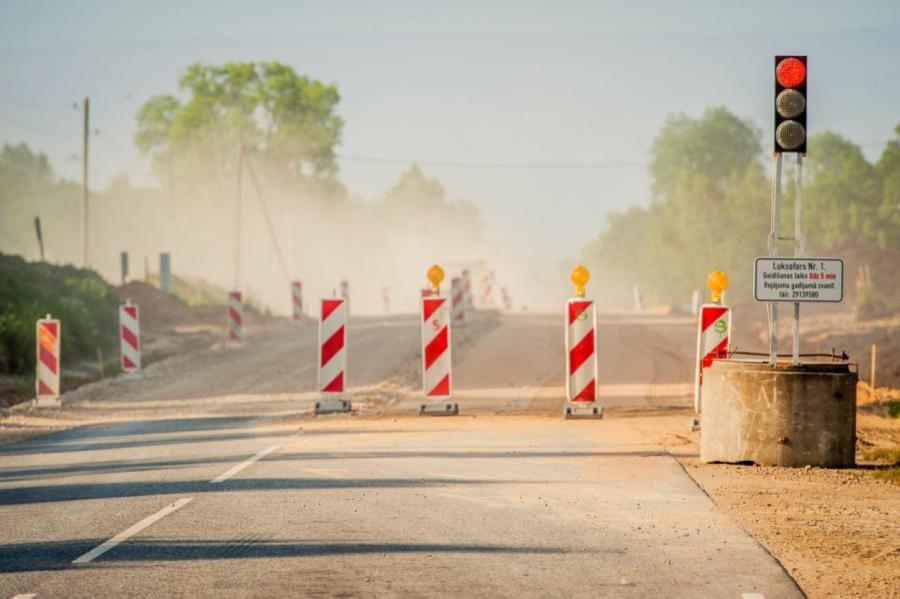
210, 445, 281, 483
742, 594, 766, 599
12, 594, 37, 599
71, 498, 194, 564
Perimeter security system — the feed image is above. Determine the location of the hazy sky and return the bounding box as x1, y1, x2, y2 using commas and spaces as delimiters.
2, 1, 899, 263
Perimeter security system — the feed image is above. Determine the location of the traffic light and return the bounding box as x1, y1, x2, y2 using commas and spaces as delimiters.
774, 55, 807, 154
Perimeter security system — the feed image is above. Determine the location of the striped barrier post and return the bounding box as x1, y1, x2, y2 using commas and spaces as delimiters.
228, 291, 243, 343
451, 276, 464, 326
420, 265, 457, 415
35, 314, 61, 407
462, 269, 473, 308
564, 266, 601, 418
315, 298, 351, 414
291, 280, 303, 321
482, 271, 494, 306
693, 271, 731, 427
501, 286, 512, 311
693, 304, 731, 415
383, 286, 391, 314
119, 301, 141, 373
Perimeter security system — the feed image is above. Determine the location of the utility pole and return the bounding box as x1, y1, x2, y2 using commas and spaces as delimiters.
81, 97, 90, 267
235, 144, 244, 290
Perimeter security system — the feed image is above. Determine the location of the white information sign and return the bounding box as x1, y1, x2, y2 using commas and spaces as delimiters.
754, 257, 843, 303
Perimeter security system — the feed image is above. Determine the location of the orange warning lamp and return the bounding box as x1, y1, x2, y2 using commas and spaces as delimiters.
571, 265, 590, 298
707, 270, 729, 304
427, 264, 445, 295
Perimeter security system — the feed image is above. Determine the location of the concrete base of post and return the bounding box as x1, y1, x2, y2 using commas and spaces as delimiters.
700, 360, 857, 467
314, 399, 353, 415
34, 396, 61, 408
420, 402, 459, 416
564, 403, 603, 419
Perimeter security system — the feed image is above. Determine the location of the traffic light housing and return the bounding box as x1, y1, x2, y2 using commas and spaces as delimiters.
774, 55, 807, 154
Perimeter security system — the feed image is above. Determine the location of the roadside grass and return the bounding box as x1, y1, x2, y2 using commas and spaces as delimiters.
863, 447, 900, 485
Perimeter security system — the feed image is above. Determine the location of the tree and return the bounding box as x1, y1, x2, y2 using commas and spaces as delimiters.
650, 107, 763, 200
135, 61, 344, 187
585, 107, 768, 305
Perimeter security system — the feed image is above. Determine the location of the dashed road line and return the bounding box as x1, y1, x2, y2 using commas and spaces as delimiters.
210, 445, 281, 483
742, 593, 766, 599
11, 594, 37, 599
72, 498, 194, 564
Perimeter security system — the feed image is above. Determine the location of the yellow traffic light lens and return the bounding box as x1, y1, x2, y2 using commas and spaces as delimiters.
776, 120, 806, 151
776, 89, 805, 119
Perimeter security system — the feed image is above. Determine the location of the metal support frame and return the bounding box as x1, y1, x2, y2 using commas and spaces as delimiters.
768, 153, 804, 366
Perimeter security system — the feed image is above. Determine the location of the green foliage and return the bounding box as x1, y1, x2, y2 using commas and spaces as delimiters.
586, 108, 900, 305
585, 107, 768, 304
0, 254, 119, 375
135, 61, 343, 184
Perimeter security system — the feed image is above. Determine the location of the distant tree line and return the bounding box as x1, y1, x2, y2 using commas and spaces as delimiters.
583, 107, 900, 305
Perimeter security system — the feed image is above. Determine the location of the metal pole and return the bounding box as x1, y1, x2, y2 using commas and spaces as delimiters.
235, 144, 243, 291
768, 153, 782, 365
81, 97, 90, 267
34, 216, 45, 261
792, 154, 804, 365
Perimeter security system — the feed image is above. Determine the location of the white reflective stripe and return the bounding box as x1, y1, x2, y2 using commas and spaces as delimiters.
569, 350, 595, 401
424, 344, 451, 395
36, 320, 61, 397
700, 307, 730, 357
119, 307, 139, 332
320, 300, 345, 342
318, 299, 346, 392
565, 300, 596, 402
422, 298, 452, 398
119, 307, 141, 370
318, 347, 345, 391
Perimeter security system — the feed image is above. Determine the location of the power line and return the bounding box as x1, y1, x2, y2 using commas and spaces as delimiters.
0, 96, 75, 111
0, 113, 78, 138
336, 153, 647, 170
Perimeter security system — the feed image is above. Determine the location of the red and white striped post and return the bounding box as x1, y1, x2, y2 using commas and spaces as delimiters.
564, 266, 601, 418
501, 286, 512, 311
315, 297, 351, 413
421, 265, 457, 415
119, 301, 141, 373
291, 280, 303, 321
35, 314, 61, 407
382, 286, 391, 314
462, 269, 473, 308
693, 271, 731, 420
451, 276, 464, 326
482, 271, 494, 306
228, 291, 243, 342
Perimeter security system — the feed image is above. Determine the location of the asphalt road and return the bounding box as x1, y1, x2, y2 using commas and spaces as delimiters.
0, 310, 801, 598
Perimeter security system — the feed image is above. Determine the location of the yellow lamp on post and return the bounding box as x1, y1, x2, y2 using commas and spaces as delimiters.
571, 265, 590, 298
707, 270, 729, 305
427, 264, 445, 296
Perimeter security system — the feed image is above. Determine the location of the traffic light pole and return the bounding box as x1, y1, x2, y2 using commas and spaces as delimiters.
768, 152, 804, 366
767, 154, 782, 365
792, 154, 805, 366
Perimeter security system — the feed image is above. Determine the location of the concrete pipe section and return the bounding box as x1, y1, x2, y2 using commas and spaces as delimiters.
700, 360, 857, 467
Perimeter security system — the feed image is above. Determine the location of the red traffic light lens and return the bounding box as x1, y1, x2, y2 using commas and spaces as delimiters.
776, 57, 806, 88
